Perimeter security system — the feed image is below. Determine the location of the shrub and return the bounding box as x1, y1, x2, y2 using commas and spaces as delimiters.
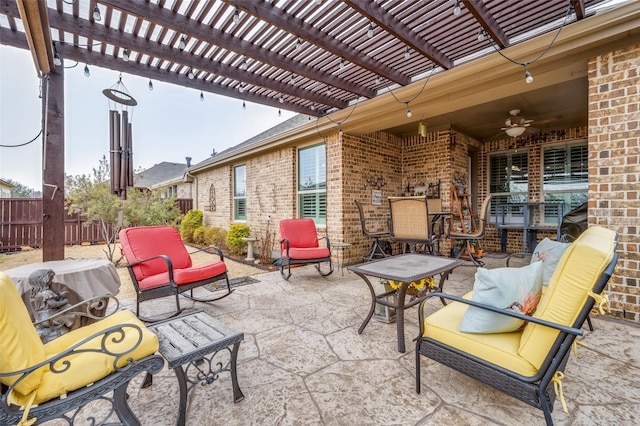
192, 226, 206, 245
204, 227, 227, 250
226, 224, 251, 255
180, 210, 203, 243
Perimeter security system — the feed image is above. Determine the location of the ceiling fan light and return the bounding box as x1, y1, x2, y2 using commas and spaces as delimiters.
505, 126, 526, 137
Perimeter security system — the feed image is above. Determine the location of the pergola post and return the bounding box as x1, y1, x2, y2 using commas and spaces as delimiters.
42, 67, 65, 261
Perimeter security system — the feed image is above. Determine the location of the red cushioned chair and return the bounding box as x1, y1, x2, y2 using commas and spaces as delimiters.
279, 218, 333, 280
119, 225, 233, 321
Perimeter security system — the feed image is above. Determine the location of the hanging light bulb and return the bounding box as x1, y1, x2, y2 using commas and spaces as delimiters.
290, 74, 295, 84
122, 49, 129, 62
404, 47, 410, 59
83, 64, 90, 77
179, 35, 186, 50
477, 29, 485, 42
53, 50, 62, 66
238, 83, 245, 93
242, 101, 246, 110
406, 106, 412, 118
339, 126, 343, 137
375, 76, 380, 84
367, 22, 374, 38
326, 87, 332, 95
279, 95, 284, 104
310, 104, 316, 111
339, 58, 345, 69
148, 79, 154, 91
296, 38, 302, 51
188, 68, 195, 79
525, 69, 534, 84
233, 8, 240, 24
200, 91, 204, 101
453, 0, 461, 16
93, 5, 102, 21
241, 57, 248, 70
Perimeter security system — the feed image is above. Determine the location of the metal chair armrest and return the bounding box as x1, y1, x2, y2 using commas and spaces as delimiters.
33, 295, 120, 328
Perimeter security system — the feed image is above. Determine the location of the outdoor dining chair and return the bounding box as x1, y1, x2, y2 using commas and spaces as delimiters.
354, 199, 392, 261
388, 196, 437, 255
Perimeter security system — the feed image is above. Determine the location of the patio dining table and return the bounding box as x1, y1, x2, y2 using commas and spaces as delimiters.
348, 254, 464, 352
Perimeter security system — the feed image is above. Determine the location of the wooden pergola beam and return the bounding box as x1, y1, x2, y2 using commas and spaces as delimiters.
16, 0, 54, 75
463, 0, 509, 49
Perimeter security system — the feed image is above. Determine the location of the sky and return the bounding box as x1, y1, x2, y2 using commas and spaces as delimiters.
0, 45, 296, 191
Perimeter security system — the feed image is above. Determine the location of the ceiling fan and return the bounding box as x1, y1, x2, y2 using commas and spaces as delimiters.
501, 109, 534, 137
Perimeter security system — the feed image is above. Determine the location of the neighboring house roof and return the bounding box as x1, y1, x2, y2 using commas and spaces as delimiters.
190, 114, 313, 172
0, 178, 15, 188
134, 162, 187, 189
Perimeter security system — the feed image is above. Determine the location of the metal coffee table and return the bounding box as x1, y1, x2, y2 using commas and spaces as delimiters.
348, 254, 463, 353
146, 311, 244, 425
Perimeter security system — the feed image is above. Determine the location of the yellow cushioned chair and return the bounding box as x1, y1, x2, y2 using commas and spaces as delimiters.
0, 271, 163, 425
415, 226, 618, 426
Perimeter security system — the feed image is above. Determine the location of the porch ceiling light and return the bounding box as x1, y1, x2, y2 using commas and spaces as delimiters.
505, 126, 526, 137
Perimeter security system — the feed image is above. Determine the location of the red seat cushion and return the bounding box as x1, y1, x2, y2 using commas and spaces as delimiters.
137, 261, 228, 290
120, 226, 192, 282
286, 247, 330, 260
280, 219, 330, 261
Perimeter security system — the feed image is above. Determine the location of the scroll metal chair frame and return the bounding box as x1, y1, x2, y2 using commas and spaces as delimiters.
0, 272, 163, 426
447, 194, 493, 267
279, 218, 333, 280
354, 199, 392, 261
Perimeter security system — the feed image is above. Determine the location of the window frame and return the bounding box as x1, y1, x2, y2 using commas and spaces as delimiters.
541, 140, 588, 222
488, 149, 530, 224
296, 143, 327, 226
233, 164, 246, 222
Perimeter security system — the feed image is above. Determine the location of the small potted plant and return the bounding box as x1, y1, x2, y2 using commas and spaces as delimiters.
452, 171, 467, 195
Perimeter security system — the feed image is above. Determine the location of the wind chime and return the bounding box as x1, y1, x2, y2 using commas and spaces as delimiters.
102, 74, 137, 199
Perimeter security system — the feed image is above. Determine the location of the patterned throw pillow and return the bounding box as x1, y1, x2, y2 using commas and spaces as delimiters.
459, 261, 544, 334
530, 237, 570, 286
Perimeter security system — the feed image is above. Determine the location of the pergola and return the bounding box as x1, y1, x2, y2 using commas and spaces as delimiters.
0, 0, 634, 260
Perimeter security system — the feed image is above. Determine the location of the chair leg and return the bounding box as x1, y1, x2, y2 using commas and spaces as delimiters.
586, 315, 594, 331
180, 275, 235, 303
315, 259, 334, 276
453, 241, 484, 267
280, 260, 292, 280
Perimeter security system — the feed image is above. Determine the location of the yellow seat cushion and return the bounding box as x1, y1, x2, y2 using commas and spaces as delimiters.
423, 293, 538, 377
0, 272, 45, 396
10, 310, 159, 406
518, 226, 616, 369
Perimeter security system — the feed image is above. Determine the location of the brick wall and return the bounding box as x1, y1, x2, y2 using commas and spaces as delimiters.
588, 43, 640, 322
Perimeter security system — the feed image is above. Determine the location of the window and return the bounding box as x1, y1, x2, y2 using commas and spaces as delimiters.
164, 185, 177, 198
489, 151, 529, 222
233, 165, 246, 221
298, 144, 326, 225
542, 141, 587, 221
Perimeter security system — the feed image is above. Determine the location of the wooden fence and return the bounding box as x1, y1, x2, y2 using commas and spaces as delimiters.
0, 198, 192, 252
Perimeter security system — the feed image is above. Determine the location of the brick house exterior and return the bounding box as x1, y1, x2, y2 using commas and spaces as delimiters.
188, 8, 639, 321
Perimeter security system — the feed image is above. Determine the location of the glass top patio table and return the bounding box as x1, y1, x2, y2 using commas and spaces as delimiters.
348, 254, 464, 353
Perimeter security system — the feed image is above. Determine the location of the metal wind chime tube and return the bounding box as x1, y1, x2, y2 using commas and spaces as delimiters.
103, 76, 137, 199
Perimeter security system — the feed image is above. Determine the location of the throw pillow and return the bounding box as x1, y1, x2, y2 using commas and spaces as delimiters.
530, 237, 570, 286
459, 261, 544, 334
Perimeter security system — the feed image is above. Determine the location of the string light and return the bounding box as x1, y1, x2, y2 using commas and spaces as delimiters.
233, 8, 240, 24
339, 58, 345, 69
188, 68, 195, 79
93, 5, 101, 21
200, 91, 204, 101
453, 0, 461, 16
239, 83, 245, 93
406, 105, 412, 118
477, 29, 485, 42
179, 35, 186, 50
84, 64, 90, 77
310, 104, 316, 111
122, 49, 129, 62
290, 74, 295, 84
404, 47, 410, 59
241, 57, 248, 70
375, 76, 380, 84
326, 87, 332, 95
296, 38, 302, 51
367, 22, 373, 38
148, 79, 154, 91
53, 49, 62, 66
525, 69, 534, 84
279, 95, 284, 104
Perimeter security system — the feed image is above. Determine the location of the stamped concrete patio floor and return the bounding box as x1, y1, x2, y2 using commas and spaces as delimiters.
119, 255, 640, 425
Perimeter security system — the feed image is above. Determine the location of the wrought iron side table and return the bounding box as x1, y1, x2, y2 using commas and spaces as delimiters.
332, 242, 352, 275
146, 311, 244, 425
348, 254, 464, 353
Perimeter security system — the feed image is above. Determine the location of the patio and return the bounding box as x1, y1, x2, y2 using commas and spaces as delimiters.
112, 255, 640, 425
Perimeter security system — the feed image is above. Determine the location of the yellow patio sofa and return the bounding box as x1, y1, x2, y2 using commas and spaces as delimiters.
415, 226, 618, 425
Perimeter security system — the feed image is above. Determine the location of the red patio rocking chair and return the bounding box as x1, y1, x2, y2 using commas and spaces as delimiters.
279, 218, 333, 280
119, 225, 233, 321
